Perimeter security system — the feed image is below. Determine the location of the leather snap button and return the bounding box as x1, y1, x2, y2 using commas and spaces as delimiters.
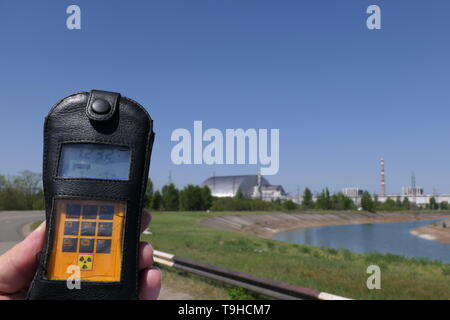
91, 98, 111, 114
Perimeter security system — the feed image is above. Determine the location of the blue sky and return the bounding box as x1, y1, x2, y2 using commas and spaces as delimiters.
1, 1, 450, 195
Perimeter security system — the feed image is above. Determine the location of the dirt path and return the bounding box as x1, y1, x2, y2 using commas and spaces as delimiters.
158, 285, 193, 300
202, 211, 450, 239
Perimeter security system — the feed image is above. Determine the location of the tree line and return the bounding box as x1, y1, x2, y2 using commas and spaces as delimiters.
144, 181, 214, 211
0, 171, 44, 210
301, 188, 356, 211
0, 171, 448, 212
359, 191, 449, 212
145, 181, 300, 212
302, 188, 447, 212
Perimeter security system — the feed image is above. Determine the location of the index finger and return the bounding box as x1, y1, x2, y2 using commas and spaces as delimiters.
140, 210, 151, 233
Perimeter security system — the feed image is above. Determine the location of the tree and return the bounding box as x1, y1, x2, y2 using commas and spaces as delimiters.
440, 201, 449, 210
301, 188, 314, 209
429, 197, 438, 210
395, 196, 402, 209
283, 200, 298, 211
361, 191, 374, 212
179, 185, 213, 211
0, 175, 6, 190
200, 186, 213, 210
381, 198, 397, 211
373, 195, 380, 210
32, 189, 44, 210
161, 183, 180, 211
315, 188, 332, 210
331, 192, 355, 210
14, 171, 42, 209
144, 179, 154, 209
179, 185, 202, 211
0, 172, 44, 210
402, 197, 411, 210
0, 187, 26, 210
151, 190, 162, 211
235, 188, 245, 200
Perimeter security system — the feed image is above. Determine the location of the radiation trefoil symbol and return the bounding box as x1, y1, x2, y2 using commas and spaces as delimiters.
78, 255, 93, 270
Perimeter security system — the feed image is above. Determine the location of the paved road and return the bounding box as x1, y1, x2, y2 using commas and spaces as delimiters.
0, 210, 191, 299
0, 210, 45, 255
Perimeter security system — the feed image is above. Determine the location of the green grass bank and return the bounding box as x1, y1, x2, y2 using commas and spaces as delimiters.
143, 211, 450, 300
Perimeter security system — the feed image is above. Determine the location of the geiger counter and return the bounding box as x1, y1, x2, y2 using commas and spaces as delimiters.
27, 90, 154, 300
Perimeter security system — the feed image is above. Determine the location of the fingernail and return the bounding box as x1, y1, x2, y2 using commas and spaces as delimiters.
151, 266, 162, 279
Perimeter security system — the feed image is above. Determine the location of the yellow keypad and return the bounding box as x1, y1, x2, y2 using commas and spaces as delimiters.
46, 200, 125, 282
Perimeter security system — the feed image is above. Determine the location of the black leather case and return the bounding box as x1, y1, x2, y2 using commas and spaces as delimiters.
27, 90, 155, 300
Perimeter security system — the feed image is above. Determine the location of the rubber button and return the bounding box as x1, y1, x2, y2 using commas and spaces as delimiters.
81, 221, 96, 236
83, 205, 98, 219
79, 238, 94, 253
62, 238, 78, 252
97, 222, 113, 237
64, 221, 80, 236
99, 205, 114, 220
91, 98, 111, 114
96, 239, 111, 254
66, 204, 81, 219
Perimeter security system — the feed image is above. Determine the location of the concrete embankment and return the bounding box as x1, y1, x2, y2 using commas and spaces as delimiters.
201, 212, 450, 239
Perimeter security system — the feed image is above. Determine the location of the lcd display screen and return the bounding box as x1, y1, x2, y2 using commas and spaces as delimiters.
58, 144, 130, 180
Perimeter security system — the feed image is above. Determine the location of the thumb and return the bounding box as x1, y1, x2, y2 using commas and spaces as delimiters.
0, 222, 46, 294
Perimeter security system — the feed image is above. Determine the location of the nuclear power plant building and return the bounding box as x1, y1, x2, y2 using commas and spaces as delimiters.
201, 174, 287, 201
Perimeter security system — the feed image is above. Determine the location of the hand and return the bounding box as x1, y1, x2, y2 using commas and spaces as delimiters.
0, 210, 161, 300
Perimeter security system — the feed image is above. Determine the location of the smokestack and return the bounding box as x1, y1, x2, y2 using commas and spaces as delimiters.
380, 158, 385, 196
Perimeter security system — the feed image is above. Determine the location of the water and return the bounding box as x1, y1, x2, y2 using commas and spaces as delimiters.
273, 219, 450, 263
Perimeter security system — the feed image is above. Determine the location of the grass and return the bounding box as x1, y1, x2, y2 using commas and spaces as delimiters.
160, 267, 263, 300
30, 220, 44, 231
160, 267, 228, 299
143, 210, 450, 300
